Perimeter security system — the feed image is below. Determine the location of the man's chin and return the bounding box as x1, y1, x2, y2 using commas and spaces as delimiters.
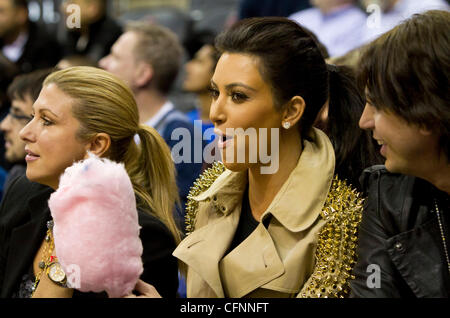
5, 152, 26, 165
5, 156, 19, 165
384, 159, 405, 175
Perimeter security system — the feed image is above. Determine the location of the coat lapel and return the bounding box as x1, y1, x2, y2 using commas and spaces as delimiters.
2, 185, 52, 297
174, 211, 240, 298
219, 223, 284, 298
175, 208, 286, 298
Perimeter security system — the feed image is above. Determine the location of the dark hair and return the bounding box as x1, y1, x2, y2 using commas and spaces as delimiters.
7, 68, 55, 103
12, 0, 28, 9
208, 44, 221, 73
302, 26, 329, 59
358, 10, 450, 159
215, 17, 329, 140
184, 30, 217, 59
325, 65, 383, 189
0, 54, 18, 108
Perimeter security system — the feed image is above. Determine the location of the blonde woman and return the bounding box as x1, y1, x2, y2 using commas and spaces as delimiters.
0, 67, 180, 298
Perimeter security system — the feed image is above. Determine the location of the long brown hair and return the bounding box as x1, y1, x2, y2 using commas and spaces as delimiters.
358, 10, 450, 160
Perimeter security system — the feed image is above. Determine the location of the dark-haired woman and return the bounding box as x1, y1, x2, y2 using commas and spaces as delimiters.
129, 17, 364, 298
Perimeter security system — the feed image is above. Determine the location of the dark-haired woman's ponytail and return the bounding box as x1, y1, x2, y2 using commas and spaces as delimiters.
325, 64, 383, 190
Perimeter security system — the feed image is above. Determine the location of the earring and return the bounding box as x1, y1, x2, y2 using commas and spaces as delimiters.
283, 122, 291, 129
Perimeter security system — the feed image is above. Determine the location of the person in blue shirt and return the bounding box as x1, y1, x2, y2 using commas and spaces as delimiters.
289, 0, 367, 57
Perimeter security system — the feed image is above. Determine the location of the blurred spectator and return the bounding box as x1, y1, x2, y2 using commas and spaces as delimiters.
183, 35, 220, 137
117, 6, 198, 113
361, 0, 449, 42
0, 68, 53, 198
183, 29, 216, 61
0, 0, 61, 73
56, 54, 97, 69
0, 51, 17, 93
0, 54, 18, 174
289, 0, 367, 57
238, 0, 311, 19
99, 22, 203, 234
118, 6, 193, 51
59, 0, 122, 62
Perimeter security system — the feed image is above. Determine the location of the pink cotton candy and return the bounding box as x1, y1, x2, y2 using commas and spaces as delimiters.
48, 155, 143, 298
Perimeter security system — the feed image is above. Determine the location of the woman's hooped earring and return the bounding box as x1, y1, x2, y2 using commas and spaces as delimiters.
283, 122, 291, 129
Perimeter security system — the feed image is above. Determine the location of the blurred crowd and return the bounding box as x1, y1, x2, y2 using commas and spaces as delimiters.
0, 0, 448, 196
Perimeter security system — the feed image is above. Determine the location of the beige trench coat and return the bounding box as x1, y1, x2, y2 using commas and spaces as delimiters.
174, 129, 360, 298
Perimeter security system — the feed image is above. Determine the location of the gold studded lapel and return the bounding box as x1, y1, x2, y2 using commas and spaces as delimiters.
185, 162, 245, 234
298, 177, 364, 298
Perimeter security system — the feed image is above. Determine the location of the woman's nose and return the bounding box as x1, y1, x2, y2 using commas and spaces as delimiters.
19, 120, 35, 143
209, 96, 226, 126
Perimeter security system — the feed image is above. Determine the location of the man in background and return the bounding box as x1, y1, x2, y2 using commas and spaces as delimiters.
0, 0, 61, 73
0, 68, 53, 197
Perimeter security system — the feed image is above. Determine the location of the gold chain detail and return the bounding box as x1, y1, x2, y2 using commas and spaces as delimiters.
298, 176, 364, 298
31, 228, 54, 297
185, 162, 226, 235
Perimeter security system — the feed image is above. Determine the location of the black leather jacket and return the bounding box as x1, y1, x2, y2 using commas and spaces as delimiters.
350, 165, 450, 298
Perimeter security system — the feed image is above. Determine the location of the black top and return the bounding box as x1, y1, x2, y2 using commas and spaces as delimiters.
0, 175, 179, 298
0, 21, 62, 74
227, 187, 259, 254
62, 15, 122, 61
11, 264, 34, 298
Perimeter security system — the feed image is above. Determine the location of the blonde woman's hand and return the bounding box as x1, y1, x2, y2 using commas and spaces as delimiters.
124, 279, 162, 298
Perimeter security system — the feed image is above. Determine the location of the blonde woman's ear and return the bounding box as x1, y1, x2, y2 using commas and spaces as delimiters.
86, 133, 111, 158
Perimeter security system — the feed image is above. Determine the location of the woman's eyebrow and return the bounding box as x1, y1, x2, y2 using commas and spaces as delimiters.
31, 105, 59, 118
225, 83, 257, 91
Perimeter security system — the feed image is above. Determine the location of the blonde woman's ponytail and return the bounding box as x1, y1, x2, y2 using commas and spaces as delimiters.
130, 125, 181, 245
